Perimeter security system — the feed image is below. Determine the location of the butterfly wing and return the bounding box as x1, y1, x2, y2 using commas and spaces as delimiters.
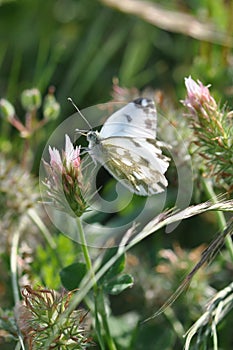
95, 137, 169, 196
99, 98, 157, 139
87, 97, 170, 196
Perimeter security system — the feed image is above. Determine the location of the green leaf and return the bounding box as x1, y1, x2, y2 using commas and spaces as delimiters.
103, 274, 134, 295
99, 247, 126, 283
60, 262, 87, 290
108, 312, 140, 349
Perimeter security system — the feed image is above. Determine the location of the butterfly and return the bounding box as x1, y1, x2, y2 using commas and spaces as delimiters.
79, 98, 170, 196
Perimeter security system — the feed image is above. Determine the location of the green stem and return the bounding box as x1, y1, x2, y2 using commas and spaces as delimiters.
202, 178, 233, 262
27, 208, 63, 268
98, 289, 117, 350
10, 224, 26, 350
76, 217, 97, 292
11, 229, 20, 305
27, 208, 57, 249
76, 217, 117, 350
94, 298, 106, 350
164, 307, 185, 339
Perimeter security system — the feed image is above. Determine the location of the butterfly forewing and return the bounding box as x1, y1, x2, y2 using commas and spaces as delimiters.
99, 98, 157, 139
86, 98, 170, 196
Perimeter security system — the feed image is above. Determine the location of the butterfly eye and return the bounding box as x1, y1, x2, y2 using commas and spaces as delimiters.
133, 97, 154, 108
87, 131, 99, 143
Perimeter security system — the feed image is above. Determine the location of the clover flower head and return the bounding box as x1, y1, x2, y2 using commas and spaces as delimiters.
182, 76, 217, 118
181, 76, 233, 192
43, 134, 89, 217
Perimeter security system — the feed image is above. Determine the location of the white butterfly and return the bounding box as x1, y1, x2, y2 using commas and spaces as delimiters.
84, 98, 170, 196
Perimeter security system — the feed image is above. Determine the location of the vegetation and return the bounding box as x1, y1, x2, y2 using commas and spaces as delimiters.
0, 1, 233, 349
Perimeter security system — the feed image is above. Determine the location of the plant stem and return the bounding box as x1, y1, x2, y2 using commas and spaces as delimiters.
164, 307, 185, 338
202, 178, 233, 262
27, 208, 57, 249
76, 217, 117, 350
27, 208, 63, 268
98, 290, 117, 350
11, 229, 20, 305
10, 223, 26, 350
76, 217, 98, 292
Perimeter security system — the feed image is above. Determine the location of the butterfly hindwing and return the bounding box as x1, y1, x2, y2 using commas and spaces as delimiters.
100, 137, 169, 195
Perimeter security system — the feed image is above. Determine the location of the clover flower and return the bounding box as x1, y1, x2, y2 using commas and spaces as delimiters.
181, 76, 233, 192
15, 285, 92, 349
182, 76, 217, 117
43, 135, 89, 217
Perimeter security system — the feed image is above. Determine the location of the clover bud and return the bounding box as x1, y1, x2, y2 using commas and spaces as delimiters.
0, 98, 15, 121
43, 93, 60, 120
21, 88, 41, 111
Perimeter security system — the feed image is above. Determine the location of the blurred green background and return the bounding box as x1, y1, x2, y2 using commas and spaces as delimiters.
1, 0, 233, 108
1, 0, 233, 349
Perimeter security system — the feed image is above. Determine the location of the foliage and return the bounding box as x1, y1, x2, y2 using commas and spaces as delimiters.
0, 1, 233, 350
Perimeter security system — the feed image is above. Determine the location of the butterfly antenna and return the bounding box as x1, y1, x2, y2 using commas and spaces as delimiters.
68, 97, 92, 129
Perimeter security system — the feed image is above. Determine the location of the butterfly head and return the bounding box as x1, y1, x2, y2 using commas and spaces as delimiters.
87, 130, 100, 147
